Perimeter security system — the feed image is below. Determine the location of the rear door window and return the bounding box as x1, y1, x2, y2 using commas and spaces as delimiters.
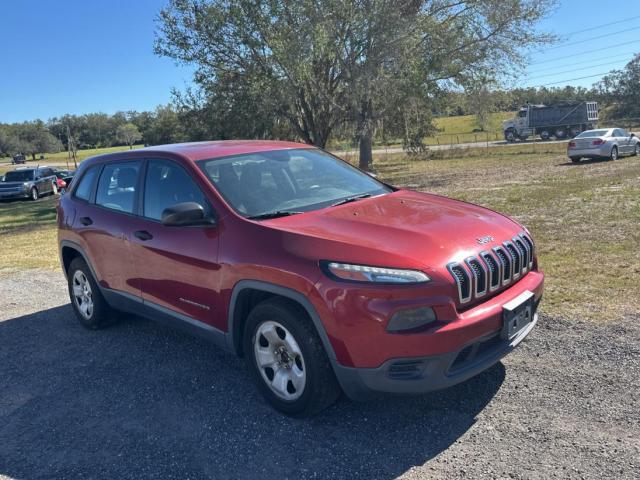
95, 161, 142, 214
74, 167, 99, 201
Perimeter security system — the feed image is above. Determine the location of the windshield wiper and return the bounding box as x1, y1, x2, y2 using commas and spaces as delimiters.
247, 210, 302, 220
330, 193, 372, 207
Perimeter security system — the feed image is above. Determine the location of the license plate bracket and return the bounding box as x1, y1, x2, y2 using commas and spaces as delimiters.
502, 290, 535, 340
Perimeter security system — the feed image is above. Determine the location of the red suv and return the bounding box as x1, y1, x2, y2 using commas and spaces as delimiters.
57, 141, 544, 416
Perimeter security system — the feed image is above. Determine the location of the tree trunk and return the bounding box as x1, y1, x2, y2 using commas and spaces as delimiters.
358, 129, 373, 171
357, 99, 374, 171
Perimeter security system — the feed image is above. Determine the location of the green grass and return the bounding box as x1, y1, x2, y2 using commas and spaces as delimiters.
2, 143, 638, 323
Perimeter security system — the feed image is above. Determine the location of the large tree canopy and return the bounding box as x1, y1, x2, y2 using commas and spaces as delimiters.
156, 0, 554, 169
595, 54, 640, 121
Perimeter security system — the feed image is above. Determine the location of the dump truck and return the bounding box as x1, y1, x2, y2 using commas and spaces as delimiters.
503, 102, 598, 142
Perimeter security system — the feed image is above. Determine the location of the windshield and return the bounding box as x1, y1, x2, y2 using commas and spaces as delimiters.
198, 148, 391, 218
576, 130, 609, 138
3, 170, 34, 182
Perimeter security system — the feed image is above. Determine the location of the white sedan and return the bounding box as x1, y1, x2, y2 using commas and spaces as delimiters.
567, 128, 640, 163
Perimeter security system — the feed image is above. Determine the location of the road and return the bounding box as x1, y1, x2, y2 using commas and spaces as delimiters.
0, 269, 638, 479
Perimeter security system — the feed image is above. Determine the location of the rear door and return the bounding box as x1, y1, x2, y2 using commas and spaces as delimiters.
127, 158, 223, 328
35, 169, 52, 194
74, 160, 143, 297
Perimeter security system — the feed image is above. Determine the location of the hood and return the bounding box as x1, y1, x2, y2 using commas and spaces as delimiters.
265, 190, 524, 274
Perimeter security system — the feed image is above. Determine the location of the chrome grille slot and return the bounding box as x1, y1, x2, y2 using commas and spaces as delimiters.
513, 237, 529, 274
504, 242, 521, 279
447, 232, 535, 304
480, 251, 500, 291
520, 234, 534, 268
465, 257, 487, 297
493, 247, 512, 285
447, 263, 471, 303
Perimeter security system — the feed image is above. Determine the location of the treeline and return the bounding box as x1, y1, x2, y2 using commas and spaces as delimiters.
2, 54, 639, 160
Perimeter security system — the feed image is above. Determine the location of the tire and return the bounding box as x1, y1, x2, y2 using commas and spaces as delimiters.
610, 146, 618, 161
539, 130, 550, 141
554, 127, 567, 139
570, 157, 581, 163
30, 187, 39, 201
67, 257, 115, 330
569, 127, 582, 138
504, 128, 517, 143
243, 298, 341, 417
634, 143, 639, 156
52, 182, 58, 195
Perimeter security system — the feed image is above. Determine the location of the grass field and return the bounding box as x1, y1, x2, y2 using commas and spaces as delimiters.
1, 144, 638, 323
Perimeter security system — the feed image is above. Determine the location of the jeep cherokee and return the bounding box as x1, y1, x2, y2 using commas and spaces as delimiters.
57, 141, 544, 416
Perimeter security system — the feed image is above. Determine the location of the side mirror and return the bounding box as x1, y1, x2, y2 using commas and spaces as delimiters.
161, 202, 216, 227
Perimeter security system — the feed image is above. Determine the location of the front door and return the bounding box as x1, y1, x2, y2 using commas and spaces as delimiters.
127, 158, 222, 328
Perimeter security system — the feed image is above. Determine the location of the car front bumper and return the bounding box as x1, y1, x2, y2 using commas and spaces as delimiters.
0, 191, 29, 199
334, 309, 538, 400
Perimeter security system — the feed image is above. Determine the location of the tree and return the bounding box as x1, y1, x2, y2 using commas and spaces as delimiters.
595, 54, 640, 120
116, 123, 143, 149
156, 0, 555, 171
466, 76, 497, 132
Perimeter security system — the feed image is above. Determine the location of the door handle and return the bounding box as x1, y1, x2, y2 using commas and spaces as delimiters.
79, 216, 93, 226
134, 230, 153, 241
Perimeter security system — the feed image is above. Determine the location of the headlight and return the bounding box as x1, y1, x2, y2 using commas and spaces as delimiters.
322, 261, 430, 284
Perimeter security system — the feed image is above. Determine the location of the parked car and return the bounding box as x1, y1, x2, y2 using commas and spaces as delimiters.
11, 154, 26, 165
0, 166, 59, 200
57, 141, 544, 416
568, 128, 640, 162
54, 169, 76, 193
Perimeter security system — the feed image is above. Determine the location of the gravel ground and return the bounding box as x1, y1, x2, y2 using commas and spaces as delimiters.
0, 269, 638, 480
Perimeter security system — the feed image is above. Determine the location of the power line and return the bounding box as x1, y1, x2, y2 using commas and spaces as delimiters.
526, 58, 631, 81
544, 25, 640, 51
528, 51, 638, 73
529, 71, 614, 88
529, 39, 640, 65
562, 14, 640, 37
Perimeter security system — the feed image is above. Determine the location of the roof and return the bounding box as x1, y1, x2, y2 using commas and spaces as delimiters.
135, 140, 314, 162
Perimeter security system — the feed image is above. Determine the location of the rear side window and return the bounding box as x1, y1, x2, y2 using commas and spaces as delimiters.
143, 159, 210, 221
95, 161, 141, 214
74, 167, 99, 201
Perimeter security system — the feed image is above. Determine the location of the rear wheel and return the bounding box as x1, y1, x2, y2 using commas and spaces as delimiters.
30, 187, 39, 201
244, 298, 341, 417
539, 129, 551, 141
634, 143, 639, 156
610, 146, 618, 161
554, 127, 567, 139
67, 257, 115, 329
570, 157, 581, 163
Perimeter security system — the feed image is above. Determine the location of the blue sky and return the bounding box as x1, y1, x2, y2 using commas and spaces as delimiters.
1, 0, 639, 123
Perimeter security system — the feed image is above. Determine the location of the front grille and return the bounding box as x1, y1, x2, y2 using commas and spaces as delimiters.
447, 232, 535, 305
447, 263, 471, 303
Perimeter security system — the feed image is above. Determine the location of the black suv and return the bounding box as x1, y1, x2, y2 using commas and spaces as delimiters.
0, 167, 59, 200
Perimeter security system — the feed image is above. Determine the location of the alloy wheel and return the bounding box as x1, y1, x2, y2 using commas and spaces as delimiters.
611, 147, 618, 160
72, 270, 94, 320
253, 320, 306, 401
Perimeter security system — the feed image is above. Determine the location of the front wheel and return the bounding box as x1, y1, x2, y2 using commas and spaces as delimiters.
52, 182, 58, 195
570, 157, 581, 163
30, 187, 39, 201
610, 146, 618, 161
244, 298, 341, 417
504, 128, 517, 142
634, 143, 639, 156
